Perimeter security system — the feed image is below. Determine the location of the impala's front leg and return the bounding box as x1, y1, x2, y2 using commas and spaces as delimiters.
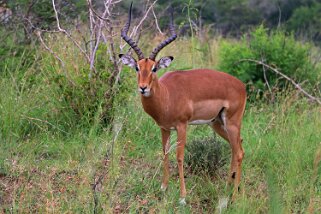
161, 128, 171, 191
176, 123, 187, 205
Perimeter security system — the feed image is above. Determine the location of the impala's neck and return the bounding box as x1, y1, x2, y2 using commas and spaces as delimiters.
141, 78, 167, 123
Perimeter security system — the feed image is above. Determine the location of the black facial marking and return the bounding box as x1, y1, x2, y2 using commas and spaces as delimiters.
231, 172, 236, 179
152, 66, 157, 72
135, 66, 139, 72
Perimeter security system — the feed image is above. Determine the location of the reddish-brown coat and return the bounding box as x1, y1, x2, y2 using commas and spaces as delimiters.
140, 68, 246, 130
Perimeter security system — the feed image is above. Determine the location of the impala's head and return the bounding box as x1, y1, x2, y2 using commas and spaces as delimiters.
119, 3, 176, 97
119, 55, 174, 97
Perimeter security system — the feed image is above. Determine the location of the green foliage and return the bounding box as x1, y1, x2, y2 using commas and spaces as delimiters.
150, 0, 321, 43
0, 66, 77, 142
0, 28, 35, 75
218, 25, 317, 97
7, 0, 87, 29
287, 2, 321, 42
0, 36, 134, 142
38, 43, 115, 128
0, 18, 63, 142
38, 38, 136, 131
213, 0, 261, 35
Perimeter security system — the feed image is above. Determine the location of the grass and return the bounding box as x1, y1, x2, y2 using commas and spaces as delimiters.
105, 93, 321, 213
1, 34, 321, 212
1, 90, 320, 213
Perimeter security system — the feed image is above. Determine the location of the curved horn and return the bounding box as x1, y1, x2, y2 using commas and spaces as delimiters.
149, 8, 177, 60
121, 2, 145, 60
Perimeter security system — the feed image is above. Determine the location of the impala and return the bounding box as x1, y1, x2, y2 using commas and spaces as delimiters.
119, 4, 247, 205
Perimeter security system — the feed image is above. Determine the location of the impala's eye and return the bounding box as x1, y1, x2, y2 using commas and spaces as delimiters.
135, 66, 139, 72
152, 66, 157, 72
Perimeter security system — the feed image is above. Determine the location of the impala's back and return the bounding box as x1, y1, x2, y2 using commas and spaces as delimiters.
160, 69, 246, 125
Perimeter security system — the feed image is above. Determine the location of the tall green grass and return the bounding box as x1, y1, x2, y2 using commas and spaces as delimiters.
0, 55, 77, 143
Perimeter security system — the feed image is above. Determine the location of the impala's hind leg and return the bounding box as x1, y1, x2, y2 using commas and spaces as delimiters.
225, 124, 244, 200
211, 122, 233, 185
211, 112, 244, 200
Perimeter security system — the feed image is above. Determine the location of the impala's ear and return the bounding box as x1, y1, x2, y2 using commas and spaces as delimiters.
119, 54, 137, 68
157, 56, 174, 69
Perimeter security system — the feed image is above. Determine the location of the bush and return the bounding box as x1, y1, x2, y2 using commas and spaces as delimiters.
38, 43, 107, 128
37, 35, 135, 129
218, 26, 318, 98
287, 2, 321, 42
185, 137, 230, 176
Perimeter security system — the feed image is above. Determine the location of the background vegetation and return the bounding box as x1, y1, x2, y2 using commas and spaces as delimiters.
1, 0, 320, 213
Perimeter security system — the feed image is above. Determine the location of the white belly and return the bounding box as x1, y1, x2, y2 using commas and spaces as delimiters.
188, 119, 214, 125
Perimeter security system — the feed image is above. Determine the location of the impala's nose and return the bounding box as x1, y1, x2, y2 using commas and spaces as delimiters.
139, 85, 151, 97
139, 86, 147, 94
140, 86, 147, 91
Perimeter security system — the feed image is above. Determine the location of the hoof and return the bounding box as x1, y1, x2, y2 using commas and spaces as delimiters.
217, 197, 229, 210
179, 198, 186, 206
160, 184, 167, 192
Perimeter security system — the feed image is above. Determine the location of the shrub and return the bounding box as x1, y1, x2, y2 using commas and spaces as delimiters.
38, 45, 105, 128
185, 137, 230, 176
37, 35, 135, 129
218, 25, 318, 99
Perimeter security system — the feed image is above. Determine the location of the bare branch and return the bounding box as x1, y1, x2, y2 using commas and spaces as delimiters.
87, 0, 119, 74
237, 59, 321, 104
35, 30, 65, 68
152, 7, 164, 35
87, 0, 110, 21
261, 57, 272, 93
35, 30, 76, 86
52, 0, 63, 31
52, 0, 91, 68
90, 21, 103, 72
24, 17, 61, 33
131, 0, 158, 38
107, 25, 120, 85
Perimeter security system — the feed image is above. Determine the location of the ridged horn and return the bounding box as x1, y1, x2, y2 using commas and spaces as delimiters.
120, 2, 145, 60
149, 8, 177, 60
